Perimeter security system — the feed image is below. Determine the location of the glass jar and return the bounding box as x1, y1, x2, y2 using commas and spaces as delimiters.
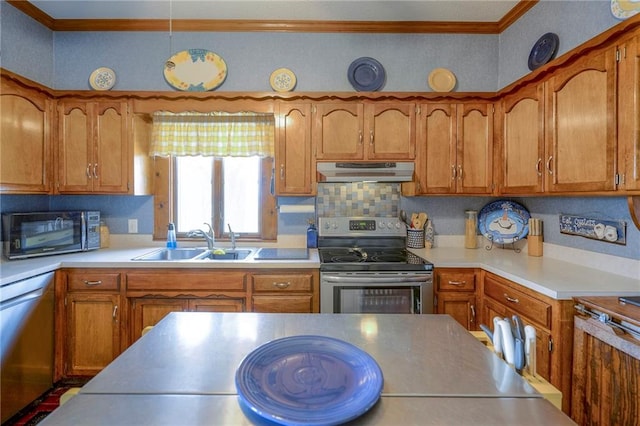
464, 210, 478, 249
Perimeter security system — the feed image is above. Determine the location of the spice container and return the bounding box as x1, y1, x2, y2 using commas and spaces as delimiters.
465, 210, 478, 249
528, 218, 543, 257
99, 220, 110, 248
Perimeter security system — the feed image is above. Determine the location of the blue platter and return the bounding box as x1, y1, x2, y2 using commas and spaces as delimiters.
478, 200, 531, 244
236, 335, 383, 426
348, 57, 386, 91
528, 33, 559, 71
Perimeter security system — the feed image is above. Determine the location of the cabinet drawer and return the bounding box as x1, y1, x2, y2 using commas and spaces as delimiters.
252, 274, 312, 292
67, 272, 120, 291
127, 270, 246, 291
483, 274, 551, 329
437, 270, 476, 292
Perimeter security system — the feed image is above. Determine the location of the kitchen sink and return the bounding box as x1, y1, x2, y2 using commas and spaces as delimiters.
131, 248, 208, 261
195, 249, 253, 260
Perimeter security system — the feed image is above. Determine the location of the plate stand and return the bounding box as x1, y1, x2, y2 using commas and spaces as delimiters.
484, 235, 522, 253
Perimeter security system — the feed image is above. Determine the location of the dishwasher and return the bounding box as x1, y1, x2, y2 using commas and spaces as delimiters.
1, 271, 55, 423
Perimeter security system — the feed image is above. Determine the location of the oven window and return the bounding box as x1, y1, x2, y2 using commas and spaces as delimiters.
334, 286, 420, 314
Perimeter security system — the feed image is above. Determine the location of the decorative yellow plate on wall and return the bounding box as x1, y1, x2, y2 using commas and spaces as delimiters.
428, 68, 456, 92
611, 0, 640, 19
163, 49, 227, 91
269, 68, 296, 92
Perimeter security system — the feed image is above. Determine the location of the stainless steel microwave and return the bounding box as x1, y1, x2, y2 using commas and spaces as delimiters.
2, 211, 100, 260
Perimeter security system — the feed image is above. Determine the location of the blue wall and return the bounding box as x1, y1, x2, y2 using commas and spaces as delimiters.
1, 0, 638, 260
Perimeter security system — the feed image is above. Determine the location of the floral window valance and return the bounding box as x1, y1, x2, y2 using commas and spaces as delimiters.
150, 111, 275, 157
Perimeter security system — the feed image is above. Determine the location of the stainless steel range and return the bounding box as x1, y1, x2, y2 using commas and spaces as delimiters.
318, 216, 433, 314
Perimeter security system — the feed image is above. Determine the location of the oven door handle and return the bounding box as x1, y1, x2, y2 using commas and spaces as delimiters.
322, 275, 429, 284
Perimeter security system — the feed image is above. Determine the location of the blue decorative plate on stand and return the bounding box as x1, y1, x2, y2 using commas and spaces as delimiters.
236, 335, 383, 425
478, 200, 531, 244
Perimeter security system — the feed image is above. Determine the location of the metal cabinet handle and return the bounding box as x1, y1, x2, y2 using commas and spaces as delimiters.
273, 282, 291, 289
536, 158, 543, 176
280, 164, 285, 180
451, 165, 457, 180
503, 293, 520, 303
83, 280, 103, 286
458, 165, 463, 180
358, 130, 363, 145
93, 163, 98, 179
546, 156, 553, 175
470, 305, 475, 323
369, 129, 374, 146
112, 305, 118, 321
448, 280, 467, 286
86, 164, 92, 179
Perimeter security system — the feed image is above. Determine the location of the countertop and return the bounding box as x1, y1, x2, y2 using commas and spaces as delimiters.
1, 244, 638, 300
41, 312, 576, 425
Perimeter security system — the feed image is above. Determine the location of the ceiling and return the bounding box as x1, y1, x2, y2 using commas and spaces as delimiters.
29, 0, 522, 22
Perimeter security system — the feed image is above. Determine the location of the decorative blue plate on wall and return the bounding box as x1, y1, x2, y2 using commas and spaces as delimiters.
236, 335, 383, 426
528, 33, 559, 71
348, 57, 386, 91
478, 200, 531, 244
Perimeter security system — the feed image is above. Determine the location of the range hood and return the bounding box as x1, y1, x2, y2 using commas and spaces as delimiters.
317, 162, 414, 182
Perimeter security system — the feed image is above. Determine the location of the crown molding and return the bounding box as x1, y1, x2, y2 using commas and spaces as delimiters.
7, 0, 537, 34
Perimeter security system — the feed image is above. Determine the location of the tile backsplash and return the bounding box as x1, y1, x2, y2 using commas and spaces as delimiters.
315, 183, 400, 217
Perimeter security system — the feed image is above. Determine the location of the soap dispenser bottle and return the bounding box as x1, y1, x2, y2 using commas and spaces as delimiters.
166, 223, 177, 249
306, 219, 318, 248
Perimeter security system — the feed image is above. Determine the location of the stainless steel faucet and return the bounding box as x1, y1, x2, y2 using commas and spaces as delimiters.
187, 223, 215, 249
228, 224, 238, 250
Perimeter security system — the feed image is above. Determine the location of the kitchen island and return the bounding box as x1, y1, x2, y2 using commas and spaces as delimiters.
40, 312, 575, 425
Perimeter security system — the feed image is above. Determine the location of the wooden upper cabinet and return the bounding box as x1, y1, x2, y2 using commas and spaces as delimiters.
363, 103, 415, 160
314, 102, 363, 160
313, 102, 415, 161
499, 84, 545, 194
415, 102, 493, 194
618, 34, 640, 192
275, 103, 314, 195
57, 100, 130, 194
545, 47, 617, 193
0, 78, 53, 194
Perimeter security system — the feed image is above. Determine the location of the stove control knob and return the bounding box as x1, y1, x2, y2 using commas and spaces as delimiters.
387, 222, 394, 229
395, 222, 402, 229
379, 222, 386, 229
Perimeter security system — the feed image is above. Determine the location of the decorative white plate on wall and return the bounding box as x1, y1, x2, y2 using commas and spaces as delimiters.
163, 49, 227, 91
270, 68, 297, 92
89, 67, 116, 90
428, 68, 456, 92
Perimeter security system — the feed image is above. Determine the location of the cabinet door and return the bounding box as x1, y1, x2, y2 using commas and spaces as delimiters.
500, 85, 545, 194
93, 101, 129, 193
364, 103, 415, 160
189, 298, 244, 312
415, 103, 457, 194
66, 293, 121, 376
618, 35, 640, 192
545, 47, 617, 192
313, 103, 364, 160
58, 101, 93, 192
437, 293, 477, 330
276, 103, 314, 195
457, 103, 493, 194
0, 87, 53, 194
130, 298, 187, 341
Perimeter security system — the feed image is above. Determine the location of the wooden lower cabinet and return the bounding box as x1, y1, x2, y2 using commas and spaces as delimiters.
571, 297, 640, 425
434, 268, 478, 330
58, 269, 123, 377
250, 270, 319, 313
130, 297, 244, 340
481, 271, 575, 415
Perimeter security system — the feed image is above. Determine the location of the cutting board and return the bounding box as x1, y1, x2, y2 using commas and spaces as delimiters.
254, 248, 309, 260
